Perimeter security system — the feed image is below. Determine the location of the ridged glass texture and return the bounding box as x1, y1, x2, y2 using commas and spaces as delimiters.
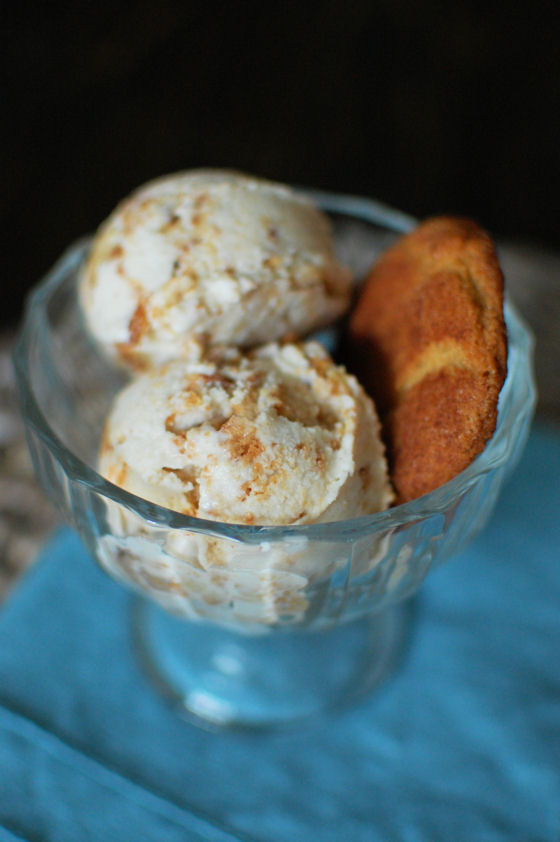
13, 194, 536, 637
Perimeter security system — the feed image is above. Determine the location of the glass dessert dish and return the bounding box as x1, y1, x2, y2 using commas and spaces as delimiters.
13, 192, 536, 729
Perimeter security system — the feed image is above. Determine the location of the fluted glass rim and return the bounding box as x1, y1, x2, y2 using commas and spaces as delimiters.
13, 190, 536, 543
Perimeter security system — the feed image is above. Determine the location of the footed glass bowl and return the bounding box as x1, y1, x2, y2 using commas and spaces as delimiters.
13, 192, 536, 729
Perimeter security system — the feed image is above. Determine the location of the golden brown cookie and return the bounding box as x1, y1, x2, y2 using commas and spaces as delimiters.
348, 216, 507, 504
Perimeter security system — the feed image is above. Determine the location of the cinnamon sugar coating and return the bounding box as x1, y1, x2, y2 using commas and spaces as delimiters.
348, 216, 507, 503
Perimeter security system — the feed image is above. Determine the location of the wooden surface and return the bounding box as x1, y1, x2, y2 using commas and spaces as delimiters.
1, 240, 558, 600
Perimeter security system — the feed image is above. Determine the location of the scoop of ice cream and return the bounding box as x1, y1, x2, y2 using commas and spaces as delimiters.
99, 341, 393, 525
80, 170, 352, 368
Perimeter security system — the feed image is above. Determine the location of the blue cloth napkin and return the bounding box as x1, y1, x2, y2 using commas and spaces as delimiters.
1, 424, 560, 842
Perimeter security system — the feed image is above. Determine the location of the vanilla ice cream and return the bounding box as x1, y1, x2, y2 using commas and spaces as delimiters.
99, 341, 393, 524
97, 341, 393, 627
80, 170, 352, 368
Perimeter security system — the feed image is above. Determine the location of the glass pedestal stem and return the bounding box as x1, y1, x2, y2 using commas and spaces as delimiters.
131, 597, 410, 730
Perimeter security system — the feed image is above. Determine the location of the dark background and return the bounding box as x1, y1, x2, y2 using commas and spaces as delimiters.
4, 1, 559, 328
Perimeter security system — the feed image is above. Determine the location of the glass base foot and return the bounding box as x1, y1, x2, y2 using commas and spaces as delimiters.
131, 599, 411, 730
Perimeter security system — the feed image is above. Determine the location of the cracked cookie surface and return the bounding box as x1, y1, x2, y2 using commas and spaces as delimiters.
348, 216, 507, 503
